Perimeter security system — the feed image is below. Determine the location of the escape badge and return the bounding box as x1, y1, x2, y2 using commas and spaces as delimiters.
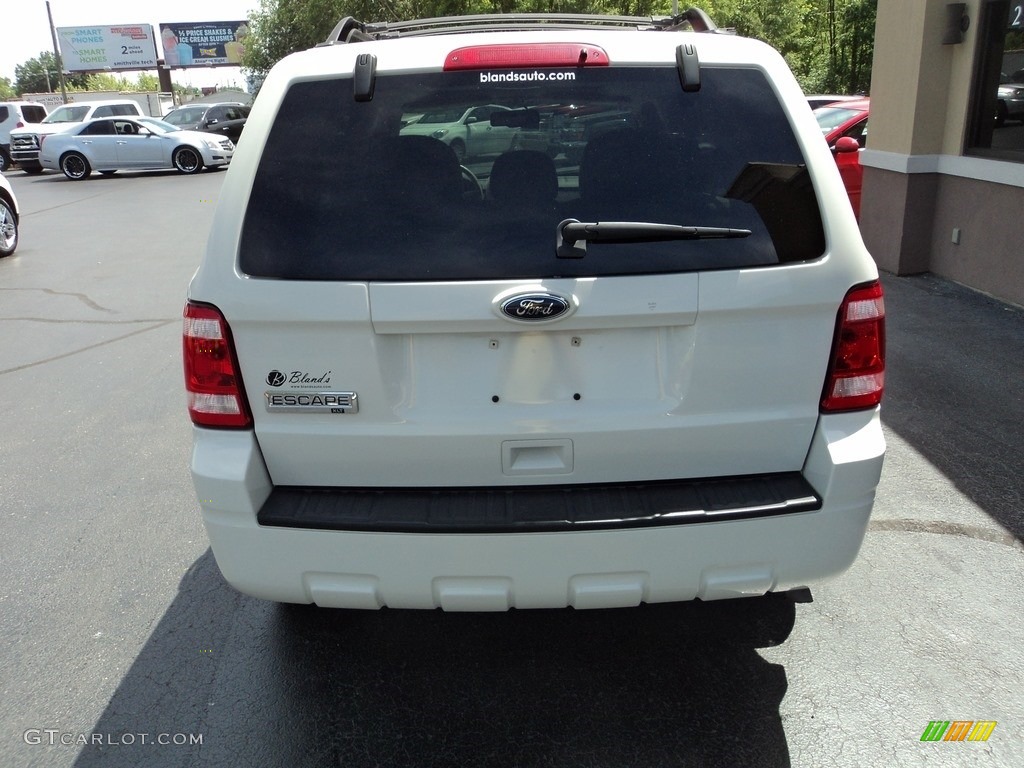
264, 391, 358, 414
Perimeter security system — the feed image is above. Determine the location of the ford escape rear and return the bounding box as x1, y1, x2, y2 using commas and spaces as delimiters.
185, 11, 885, 611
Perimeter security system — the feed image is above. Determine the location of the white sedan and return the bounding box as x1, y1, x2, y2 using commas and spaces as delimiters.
39, 117, 234, 180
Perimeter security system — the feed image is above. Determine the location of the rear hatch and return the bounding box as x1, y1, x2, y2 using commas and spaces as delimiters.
204, 37, 847, 489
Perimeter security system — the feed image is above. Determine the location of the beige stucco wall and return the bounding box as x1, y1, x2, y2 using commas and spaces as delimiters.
941, 4, 979, 154
864, 165, 1024, 307
929, 176, 1024, 303
868, 0, 974, 156
861, 0, 1024, 306
860, 168, 936, 275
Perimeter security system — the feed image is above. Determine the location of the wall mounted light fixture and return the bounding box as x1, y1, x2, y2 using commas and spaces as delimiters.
942, 3, 970, 44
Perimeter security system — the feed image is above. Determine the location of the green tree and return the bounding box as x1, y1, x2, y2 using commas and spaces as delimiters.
78, 72, 161, 92
835, 0, 875, 93
704, 0, 811, 58
174, 83, 202, 101
135, 72, 161, 92
0, 77, 15, 100
83, 74, 133, 92
242, 0, 350, 79
792, 0, 875, 93
13, 52, 89, 95
241, 0, 875, 94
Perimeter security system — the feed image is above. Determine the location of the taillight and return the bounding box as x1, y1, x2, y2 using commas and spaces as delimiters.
444, 43, 609, 71
15, 120, 24, 128
821, 281, 885, 412
183, 302, 252, 428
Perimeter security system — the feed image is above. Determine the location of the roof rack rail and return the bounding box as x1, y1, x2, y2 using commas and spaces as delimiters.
319, 9, 720, 46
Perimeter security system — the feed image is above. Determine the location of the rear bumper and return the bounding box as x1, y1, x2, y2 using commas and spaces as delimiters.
191, 410, 884, 610
257, 473, 822, 533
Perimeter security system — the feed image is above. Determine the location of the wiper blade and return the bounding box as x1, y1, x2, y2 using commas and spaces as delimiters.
556, 218, 751, 258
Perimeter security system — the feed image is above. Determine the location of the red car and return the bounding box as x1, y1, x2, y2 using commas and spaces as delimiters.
814, 97, 869, 219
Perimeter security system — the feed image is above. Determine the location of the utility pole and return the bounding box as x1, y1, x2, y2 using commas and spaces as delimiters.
46, 1, 68, 103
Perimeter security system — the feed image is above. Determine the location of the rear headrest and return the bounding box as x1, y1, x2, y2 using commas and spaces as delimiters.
488, 150, 558, 207
387, 135, 462, 204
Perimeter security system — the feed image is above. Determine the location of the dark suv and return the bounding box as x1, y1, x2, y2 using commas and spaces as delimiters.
163, 102, 250, 143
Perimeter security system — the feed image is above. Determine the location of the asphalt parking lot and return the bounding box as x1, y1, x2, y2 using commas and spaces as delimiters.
0, 168, 1021, 768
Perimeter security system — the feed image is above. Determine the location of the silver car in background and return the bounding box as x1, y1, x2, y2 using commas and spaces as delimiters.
996, 75, 1024, 126
38, 117, 234, 180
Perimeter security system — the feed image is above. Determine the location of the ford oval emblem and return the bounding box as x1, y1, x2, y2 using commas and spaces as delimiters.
500, 293, 571, 322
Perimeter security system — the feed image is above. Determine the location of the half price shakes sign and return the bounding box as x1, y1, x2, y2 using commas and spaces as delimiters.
159, 22, 250, 68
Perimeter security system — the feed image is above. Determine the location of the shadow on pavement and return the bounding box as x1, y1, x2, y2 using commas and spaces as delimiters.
879, 273, 1024, 543
74, 551, 795, 768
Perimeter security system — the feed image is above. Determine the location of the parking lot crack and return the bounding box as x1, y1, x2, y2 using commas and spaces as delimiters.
41, 287, 115, 313
869, 518, 1023, 552
0, 320, 175, 376
2, 317, 168, 324
20, 187, 123, 216
0, 287, 115, 313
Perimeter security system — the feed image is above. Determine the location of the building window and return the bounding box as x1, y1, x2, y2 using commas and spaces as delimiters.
967, 0, 1024, 160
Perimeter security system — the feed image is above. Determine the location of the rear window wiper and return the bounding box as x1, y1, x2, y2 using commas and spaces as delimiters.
556, 218, 751, 258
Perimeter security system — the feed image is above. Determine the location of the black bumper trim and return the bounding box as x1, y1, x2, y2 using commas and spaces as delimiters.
256, 472, 821, 534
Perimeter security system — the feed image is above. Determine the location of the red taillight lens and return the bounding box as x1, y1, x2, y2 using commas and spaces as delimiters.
444, 43, 609, 71
183, 302, 252, 428
15, 120, 24, 128
821, 281, 885, 412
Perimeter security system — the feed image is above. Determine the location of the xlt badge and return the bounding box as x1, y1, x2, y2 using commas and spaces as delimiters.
499, 292, 571, 322
265, 391, 358, 414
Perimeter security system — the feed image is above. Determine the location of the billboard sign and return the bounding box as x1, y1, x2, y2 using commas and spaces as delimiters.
57, 25, 158, 71
159, 22, 250, 67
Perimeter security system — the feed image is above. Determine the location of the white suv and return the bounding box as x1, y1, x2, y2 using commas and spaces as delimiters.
400, 104, 518, 161
184, 11, 886, 611
0, 101, 47, 172
9, 99, 143, 173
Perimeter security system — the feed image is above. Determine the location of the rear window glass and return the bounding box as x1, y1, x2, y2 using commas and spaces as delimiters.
241, 66, 825, 281
814, 106, 864, 134
165, 107, 206, 124
81, 121, 115, 136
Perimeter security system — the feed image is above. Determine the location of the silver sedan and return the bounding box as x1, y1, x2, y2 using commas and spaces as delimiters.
38, 117, 234, 180
997, 81, 1024, 126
